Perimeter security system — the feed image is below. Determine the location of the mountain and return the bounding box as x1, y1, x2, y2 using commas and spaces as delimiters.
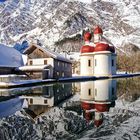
0, 0, 140, 52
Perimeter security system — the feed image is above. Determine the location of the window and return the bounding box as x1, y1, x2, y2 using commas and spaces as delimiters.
29, 60, 33, 65
57, 72, 59, 76
62, 72, 65, 77
30, 98, 33, 104
112, 87, 114, 95
44, 99, 47, 104
58, 61, 60, 66
95, 59, 97, 66
88, 60, 91, 67
44, 60, 47, 64
95, 89, 97, 96
88, 89, 91, 96
112, 59, 114, 66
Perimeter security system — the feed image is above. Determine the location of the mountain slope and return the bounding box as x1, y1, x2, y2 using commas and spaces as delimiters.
0, 0, 140, 52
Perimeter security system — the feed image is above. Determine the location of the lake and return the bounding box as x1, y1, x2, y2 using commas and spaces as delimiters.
0, 77, 140, 140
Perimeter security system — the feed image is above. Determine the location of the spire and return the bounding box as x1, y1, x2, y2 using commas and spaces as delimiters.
83, 32, 92, 41
94, 25, 103, 35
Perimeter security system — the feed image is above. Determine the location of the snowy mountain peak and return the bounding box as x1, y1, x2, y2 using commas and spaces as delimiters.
0, 0, 140, 52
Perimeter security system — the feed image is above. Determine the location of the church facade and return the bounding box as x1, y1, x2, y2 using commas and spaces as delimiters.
80, 26, 117, 76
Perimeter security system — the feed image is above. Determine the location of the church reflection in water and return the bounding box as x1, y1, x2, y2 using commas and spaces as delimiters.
80, 80, 117, 127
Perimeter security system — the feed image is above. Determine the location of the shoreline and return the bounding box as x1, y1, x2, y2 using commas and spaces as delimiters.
0, 73, 140, 89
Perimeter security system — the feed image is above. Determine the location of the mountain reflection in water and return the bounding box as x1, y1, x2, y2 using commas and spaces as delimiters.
0, 77, 140, 140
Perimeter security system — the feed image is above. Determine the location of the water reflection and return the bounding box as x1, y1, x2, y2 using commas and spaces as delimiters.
80, 80, 117, 127
0, 83, 73, 119
0, 78, 140, 139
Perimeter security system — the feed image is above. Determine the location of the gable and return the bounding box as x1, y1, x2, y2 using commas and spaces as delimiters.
24, 45, 52, 59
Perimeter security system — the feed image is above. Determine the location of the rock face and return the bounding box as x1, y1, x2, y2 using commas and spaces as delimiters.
0, 0, 140, 52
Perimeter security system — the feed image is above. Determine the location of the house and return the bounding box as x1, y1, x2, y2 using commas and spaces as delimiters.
80, 26, 117, 76
21, 44, 72, 79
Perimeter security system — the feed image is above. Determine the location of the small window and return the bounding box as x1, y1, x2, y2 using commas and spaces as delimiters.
95, 89, 97, 96
57, 72, 59, 76
30, 60, 33, 65
95, 59, 97, 66
44, 60, 47, 64
44, 99, 47, 104
62, 72, 65, 77
88, 60, 91, 67
112, 87, 114, 95
30, 98, 33, 104
88, 89, 91, 95
112, 59, 114, 66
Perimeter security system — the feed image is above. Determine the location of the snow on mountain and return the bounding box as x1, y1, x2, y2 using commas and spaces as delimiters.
0, 0, 140, 52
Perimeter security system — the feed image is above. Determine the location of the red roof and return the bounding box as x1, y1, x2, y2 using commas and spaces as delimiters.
94, 26, 103, 34
81, 45, 94, 53
94, 43, 110, 52
81, 43, 115, 53
83, 32, 92, 41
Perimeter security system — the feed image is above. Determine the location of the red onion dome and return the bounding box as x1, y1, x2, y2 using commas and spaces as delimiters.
94, 119, 103, 127
94, 26, 103, 34
83, 32, 92, 41
81, 102, 94, 110
94, 43, 110, 52
83, 111, 93, 122
95, 103, 110, 112
81, 45, 94, 53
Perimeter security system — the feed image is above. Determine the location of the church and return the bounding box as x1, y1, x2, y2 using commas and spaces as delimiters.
80, 26, 117, 76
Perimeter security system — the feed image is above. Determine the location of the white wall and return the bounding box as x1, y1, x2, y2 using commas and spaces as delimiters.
112, 55, 117, 75
94, 53, 112, 76
80, 54, 94, 76
28, 58, 54, 66
80, 81, 94, 101
25, 96, 54, 106
94, 80, 117, 102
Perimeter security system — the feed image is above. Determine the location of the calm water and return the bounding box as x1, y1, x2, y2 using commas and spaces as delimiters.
0, 77, 140, 140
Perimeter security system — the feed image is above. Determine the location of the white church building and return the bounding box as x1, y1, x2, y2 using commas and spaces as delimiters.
80, 26, 117, 76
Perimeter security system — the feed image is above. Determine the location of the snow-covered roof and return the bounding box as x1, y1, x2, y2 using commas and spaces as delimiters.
16, 65, 52, 71
0, 44, 24, 67
23, 44, 72, 63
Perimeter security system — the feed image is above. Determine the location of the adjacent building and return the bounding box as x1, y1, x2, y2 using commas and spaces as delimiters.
20, 44, 72, 79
